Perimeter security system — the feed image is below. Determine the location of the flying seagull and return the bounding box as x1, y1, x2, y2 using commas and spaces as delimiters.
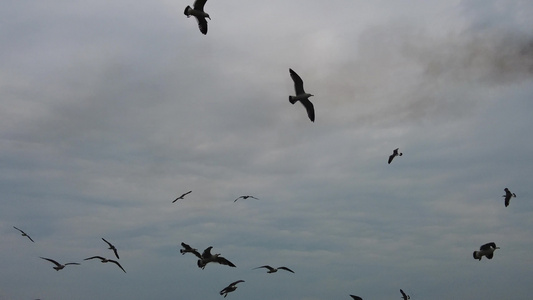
197, 246, 236, 269
234, 195, 259, 202
253, 265, 294, 273
220, 280, 244, 298
350, 295, 363, 300
184, 0, 210, 35
102, 238, 120, 259
173, 190, 192, 203
84, 256, 126, 273
40, 257, 80, 271
289, 68, 315, 122
400, 289, 410, 300
13, 226, 35, 242
473, 242, 500, 260
503, 188, 517, 207
388, 148, 403, 164
180, 242, 201, 258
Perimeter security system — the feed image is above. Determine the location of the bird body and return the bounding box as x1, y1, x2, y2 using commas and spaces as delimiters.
473, 242, 500, 260
102, 238, 120, 259
503, 188, 516, 207
13, 226, 35, 242
388, 148, 403, 164
84, 256, 126, 273
220, 280, 244, 297
253, 265, 294, 273
197, 246, 236, 269
184, 0, 210, 35
40, 257, 80, 271
289, 68, 315, 122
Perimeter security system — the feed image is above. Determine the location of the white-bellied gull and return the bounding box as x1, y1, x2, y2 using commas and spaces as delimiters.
388, 148, 403, 164
13, 226, 35, 242
289, 68, 315, 122
503, 188, 516, 207
84, 256, 126, 273
220, 280, 244, 298
40, 257, 80, 271
180, 242, 201, 258
184, 0, 210, 35
253, 265, 294, 273
197, 246, 236, 269
473, 242, 500, 260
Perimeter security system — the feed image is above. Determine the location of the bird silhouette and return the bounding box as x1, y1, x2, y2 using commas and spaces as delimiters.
184, 0, 210, 35
289, 68, 315, 122
13, 226, 34, 242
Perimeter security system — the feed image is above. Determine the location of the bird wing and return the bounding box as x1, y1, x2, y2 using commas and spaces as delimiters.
13, 226, 23, 233
299, 98, 315, 122
181, 242, 193, 250
201, 246, 213, 258
26, 235, 35, 242
388, 154, 394, 164
480, 242, 497, 250
64, 263, 80, 266
234, 196, 243, 202
289, 69, 306, 95
84, 256, 106, 261
254, 265, 274, 271
229, 280, 245, 286
40, 257, 61, 267
278, 266, 295, 273
112, 248, 120, 259
216, 256, 236, 267
102, 238, 114, 248
250, 196, 259, 200
400, 289, 407, 298
196, 17, 208, 35
505, 196, 510, 207
350, 295, 363, 300
193, 0, 207, 11
109, 260, 126, 273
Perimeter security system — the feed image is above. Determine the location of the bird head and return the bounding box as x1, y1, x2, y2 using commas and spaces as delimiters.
206, 14, 211, 20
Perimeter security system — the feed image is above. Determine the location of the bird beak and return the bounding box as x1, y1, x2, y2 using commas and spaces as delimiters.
207, 16, 211, 20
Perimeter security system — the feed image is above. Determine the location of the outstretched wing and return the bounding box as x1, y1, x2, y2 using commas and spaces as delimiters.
40, 257, 61, 267
234, 196, 243, 202
253, 265, 274, 271
197, 17, 208, 35
299, 98, 315, 122
102, 238, 113, 248
289, 69, 305, 95
216, 256, 236, 267
84, 256, 105, 261
388, 154, 394, 164
13, 226, 23, 233
350, 295, 363, 300
64, 263, 80, 266
201, 246, 213, 258
278, 266, 295, 273
109, 260, 127, 273
193, 0, 207, 11
480, 242, 497, 251
229, 279, 245, 286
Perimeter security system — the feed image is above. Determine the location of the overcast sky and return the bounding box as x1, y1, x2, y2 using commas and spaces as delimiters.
2, 0, 533, 299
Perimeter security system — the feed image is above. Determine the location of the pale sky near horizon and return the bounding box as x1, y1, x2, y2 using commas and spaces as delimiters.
2, 1, 533, 299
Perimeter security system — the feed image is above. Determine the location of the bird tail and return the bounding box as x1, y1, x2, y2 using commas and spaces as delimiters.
184, 5, 192, 17
473, 251, 481, 260
289, 96, 297, 104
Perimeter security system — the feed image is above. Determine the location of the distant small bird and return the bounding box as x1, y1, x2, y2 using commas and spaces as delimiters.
253, 265, 294, 273
388, 148, 403, 164
350, 295, 363, 300
40, 257, 80, 271
220, 280, 244, 298
84, 256, 126, 273
503, 188, 517, 207
102, 238, 120, 259
289, 68, 315, 122
184, 0, 210, 35
13, 226, 34, 242
234, 195, 259, 202
173, 191, 192, 203
400, 289, 410, 300
180, 242, 201, 258
197, 246, 236, 269
473, 242, 500, 260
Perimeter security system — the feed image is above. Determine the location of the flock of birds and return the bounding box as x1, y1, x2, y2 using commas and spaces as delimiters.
9, 0, 523, 299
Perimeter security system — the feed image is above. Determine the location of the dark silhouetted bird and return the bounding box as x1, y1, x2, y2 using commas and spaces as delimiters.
388, 148, 403, 164
350, 295, 363, 300
84, 256, 126, 273
40, 257, 80, 271
289, 68, 315, 122
180, 242, 201, 258
197, 246, 236, 269
473, 242, 500, 260
234, 195, 259, 202
173, 190, 192, 203
220, 280, 244, 298
102, 238, 120, 259
400, 289, 410, 300
184, 0, 210, 35
503, 188, 516, 207
253, 265, 294, 273
13, 226, 34, 242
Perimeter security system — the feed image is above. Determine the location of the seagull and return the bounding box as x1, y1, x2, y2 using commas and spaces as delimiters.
180, 242, 201, 258
289, 68, 315, 122
220, 280, 244, 298
234, 195, 259, 202
40, 257, 80, 271
400, 289, 410, 300
388, 148, 403, 164
503, 188, 517, 207
253, 265, 294, 273
13, 226, 35, 242
102, 238, 120, 259
84, 256, 126, 273
184, 0, 210, 35
197, 246, 236, 269
350, 295, 363, 300
473, 242, 500, 260
173, 190, 192, 203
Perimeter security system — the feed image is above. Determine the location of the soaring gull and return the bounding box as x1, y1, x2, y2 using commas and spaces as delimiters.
13, 226, 35, 242
220, 280, 244, 298
197, 246, 236, 269
173, 190, 192, 203
180, 242, 201, 258
289, 68, 315, 122
40, 257, 80, 271
400, 289, 410, 300
388, 148, 403, 164
84, 256, 126, 273
503, 188, 517, 207
184, 0, 210, 35
253, 265, 294, 273
102, 238, 120, 259
473, 242, 500, 260
234, 195, 259, 202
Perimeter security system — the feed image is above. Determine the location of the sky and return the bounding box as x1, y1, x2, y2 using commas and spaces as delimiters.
1, 0, 533, 299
